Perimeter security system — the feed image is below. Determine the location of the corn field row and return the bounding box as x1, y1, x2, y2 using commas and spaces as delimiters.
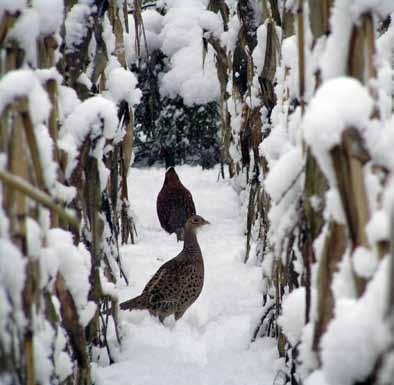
0, 1, 393, 385
215, 1, 394, 384
0, 1, 139, 383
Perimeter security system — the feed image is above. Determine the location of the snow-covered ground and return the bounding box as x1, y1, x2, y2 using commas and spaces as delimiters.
93, 165, 279, 385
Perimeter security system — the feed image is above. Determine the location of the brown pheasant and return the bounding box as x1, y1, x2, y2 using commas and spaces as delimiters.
156, 167, 196, 241
120, 215, 209, 322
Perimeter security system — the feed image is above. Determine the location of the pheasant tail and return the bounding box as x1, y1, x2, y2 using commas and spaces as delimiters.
119, 294, 146, 311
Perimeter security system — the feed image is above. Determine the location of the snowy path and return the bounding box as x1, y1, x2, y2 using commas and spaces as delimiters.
94, 166, 278, 385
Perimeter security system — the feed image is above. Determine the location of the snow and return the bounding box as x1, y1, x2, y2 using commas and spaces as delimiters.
379, 353, 394, 385
264, 147, 303, 203
34, 325, 54, 385
106, 67, 142, 106
93, 166, 278, 385
124, 1, 221, 105
366, 210, 390, 244
321, 257, 391, 385
65, 3, 93, 52
278, 287, 306, 346
350, 0, 394, 18
0, 0, 26, 20
77, 72, 92, 89
383, 176, 394, 215
53, 328, 73, 381
0, 70, 51, 126
199, 10, 223, 38
300, 1, 316, 103
60, 96, 118, 151
0, 239, 26, 348
264, 147, 304, 257
32, 0, 64, 36
59, 95, 120, 185
0, 1, 392, 384
303, 77, 374, 185
332, 252, 357, 301
0, 240, 26, 309
36, 68, 63, 85
0, 70, 73, 194
371, 117, 394, 170
352, 246, 378, 279
58, 85, 81, 122
125, 10, 164, 62
0, 287, 12, 348
221, 14, 240, 53
298, 323, 319, 379
35, 123, 58, 190
142, 9, 163, 35
304, 370, 329, 385
44, 229, 97, 327
321, 0, 353, 80
26, 218, 43, 258
324, 188, 346, 224
7, 9, 40, 66
259, 121, 292, 166
375, 19, 394, 121
160, 41, 220, 105
159, 2, 222, 105
321, 0, 393, 81
252, 22, 268, 75
102, 13, 115, 55
281, 35, 298, 97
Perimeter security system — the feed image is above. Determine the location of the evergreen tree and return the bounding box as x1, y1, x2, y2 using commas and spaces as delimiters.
132, 52, 220, 168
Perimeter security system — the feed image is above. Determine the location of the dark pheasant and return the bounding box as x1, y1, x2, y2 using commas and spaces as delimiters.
120, 215, 210, 322
156, 167, 196, 241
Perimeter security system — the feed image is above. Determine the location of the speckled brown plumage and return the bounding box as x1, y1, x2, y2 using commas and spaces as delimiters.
156, 167, 196, 241
120, 215, 209, 322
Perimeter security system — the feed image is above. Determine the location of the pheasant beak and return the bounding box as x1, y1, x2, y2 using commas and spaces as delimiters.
203, 219, 210, 225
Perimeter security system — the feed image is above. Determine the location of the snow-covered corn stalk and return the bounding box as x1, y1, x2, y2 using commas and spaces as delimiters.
60, 0, 141, 368
0, 1, 140, 383
215, 0, 394, 384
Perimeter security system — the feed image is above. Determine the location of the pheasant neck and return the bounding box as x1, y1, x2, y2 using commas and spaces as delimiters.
183, 229, 202, 256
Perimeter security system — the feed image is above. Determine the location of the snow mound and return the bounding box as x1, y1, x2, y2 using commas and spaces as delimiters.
106, 67, 142, 106
32, 0, 64, 35
321, 257, 391, 385
59, 95, 119, 184
0, 70, 51, 126
303, 77, 373, 184
279, 287, 306, 346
